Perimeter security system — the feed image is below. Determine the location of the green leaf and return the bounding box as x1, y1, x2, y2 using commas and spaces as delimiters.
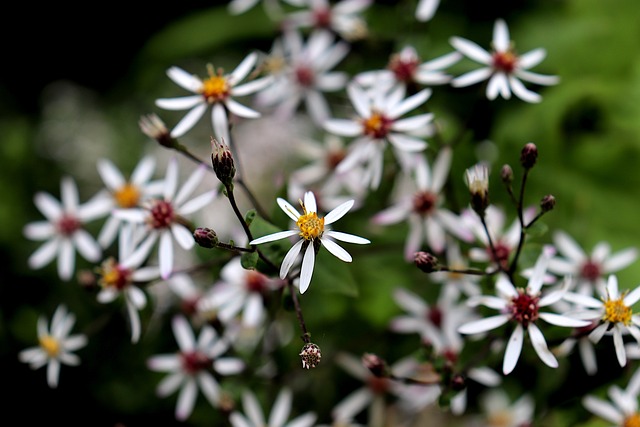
310, 247, 359, 297
240, 250, 258, 270
244, 209, 256, 227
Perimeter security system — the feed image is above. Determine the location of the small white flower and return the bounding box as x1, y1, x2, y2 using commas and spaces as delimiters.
250, 191, 369, 294
478, 389, 535, 427
18, 304, 88, 388
563, 274, 640, 368
155, 52, 273, 140
450, 18, 559, 103
284, 0, 372, 41
95, 223, 161, 343
324, 80, 433, 190
147, 315, 244, 421
230, 388, 317, 427
371, 149, 473, 258
458, 247, 590, 374
24, 176, 111, 281
113, 157, 217, 279
583, 366, 640, 426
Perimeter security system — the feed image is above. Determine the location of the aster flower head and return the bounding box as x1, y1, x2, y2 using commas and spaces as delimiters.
458, 246, 591, 374
249, 191, 370, 294
283, 0, 373, 41
324, 80, 433, 190
563, 274, 640, 368
18, 304, 88, 388
113, 157, 218, 279
155, 52, 274, 140
450, 18, 559, 103
147, 315, 244, 421
583, 366, 640, 427
229, 388, 317, 427
23, 175, 111, 281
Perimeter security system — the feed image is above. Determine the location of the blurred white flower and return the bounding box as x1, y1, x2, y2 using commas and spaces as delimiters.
283, 0, 372, 40
230, 388, 317, 427
583, 366, 640, 426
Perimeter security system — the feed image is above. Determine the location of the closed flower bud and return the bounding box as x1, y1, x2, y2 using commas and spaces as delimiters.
520, 143, 538, 169
211, 138, 236, 187
464, 163, 489, 216
501, 164, 513, 184
300, 343, 322, 369
139, 113, 175, 148
362, 353, 389, 378
194, 227, 218, 248
541, 194, 556, 212
415, 251, 439, 273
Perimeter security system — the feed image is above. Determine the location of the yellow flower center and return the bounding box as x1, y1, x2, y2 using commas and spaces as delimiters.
602, 295, 633, 325
39, 335, 60, 357
487, 411, 512, 427
97, 258, 132, 290
362, 111, 392, 139
296, 203, 324, 241
624, 413, 640, 427
200, 65, 230, 103
114, 183, 141, 208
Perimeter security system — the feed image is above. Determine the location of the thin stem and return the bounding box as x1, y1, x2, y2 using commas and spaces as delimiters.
436, 265, 498, 276
287, 279, 310, 343
509, 168, 530, 277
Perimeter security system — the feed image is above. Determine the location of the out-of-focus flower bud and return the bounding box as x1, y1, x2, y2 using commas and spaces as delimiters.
194, 227, 218, 248
415, 251, 439, 273
520, 143, 538, 169
362, 353, 389, 378
211, 138, 236, 187
501, 164, 513, 185
139, 114, 175, 148
464, 163, 489, 216
541, 194, 556, 212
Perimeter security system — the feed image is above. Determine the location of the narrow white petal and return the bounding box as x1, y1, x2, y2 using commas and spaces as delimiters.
126, 299, 141, 343
458, 314, 509, 335
24, 221, 56, 241
303, 191, 317, 213
175, 165, 206, 207
34, 192, 62, 220
167, 66, 203, 92
58, 239, 75, 281
170, 103, 208, 138
277, 198, 302, 222
451, 68, 493, 88
324, 200, 354, 225
73, 229, 101, 262
321, 238, 352, 262
388, 89, 431, 119
583, 395, 624, 424
528, 323, 558, 368
175, 379, 198, 421
28, 238, 60, 269
198, 373, 221, 407
614, 326, 627, 366
493, 19, 510, 53
325, 231, 370, 244
509, 76, 541, 103
178, 190, 217, 216
229, 52, 257, 84
250, 230, 298, 245
553, 231, 586, 263
605, 248, 638, 273
503, 324, 524, 374
299, 243, 316, 294
226, 99, 261, 119
539, 312, 590, 328
97, 158, 125, 190
280, 239, 304, 279
450, 37, 492, 64
159, 231, 174, 279
155, 95, 203, 111
269, 389, 292, 427
518, 48, 547, 69
171, 224, 195, 250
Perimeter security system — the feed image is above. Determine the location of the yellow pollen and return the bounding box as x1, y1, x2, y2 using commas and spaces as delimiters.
602, 295, 633, 325
97, 258, 130, 289
200, 66, 229, 102
114, 183, 140, 208
362, 112, 385, 136
296, 208, 324, 241
39, 335, 60, 357
624, 413, 640, 427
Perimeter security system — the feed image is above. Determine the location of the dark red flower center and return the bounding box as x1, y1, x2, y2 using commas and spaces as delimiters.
487, 241, 511, 270
149, 199, 175, 229
580, 259, 601, 282
362, 112, 393, 139
427, 306, 442, 327
181, 350, 212, 375
295, 65, 315, 87
492, 51, 518, 73
412, 191, 437, 216
313, 8, 331, 28
246, 270, 268, 293
367, 376, 390, 395
389, 56, 419, 83
509, 288, 540, 327
57, 214, 81, 236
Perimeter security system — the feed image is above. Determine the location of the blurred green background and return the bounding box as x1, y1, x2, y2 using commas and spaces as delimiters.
3, 0, 640, 425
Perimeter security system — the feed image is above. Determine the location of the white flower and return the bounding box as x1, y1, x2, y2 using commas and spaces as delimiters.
429, 239, 482, 302
230, 388, 317, 427
371, 148, 473, 258
113, 157, 217, 279
583, 366, 640, 426
197, 256, 282, 328
155, 52, 273, 140
478, 389, 535, 427
548, 230, 638, 297
147, 315, 244, 421
95, 155, 164, 248
324, 80, 433, 190
95, 223, 161, 343
249, 190, 370, 294
458, 247, 591, 374
450, 18, 559, 102
255, 29, 350, 126
24, 176, 111, 281
228, 0, 304, 15
284, 0, 372, 41
18, 304, 88, 388
563, 274, 640, 368
355, 45, 461, 89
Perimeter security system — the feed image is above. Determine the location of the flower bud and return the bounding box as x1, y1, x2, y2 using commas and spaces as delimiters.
520, 143, 538, 169
501, 164, 513, 184
139, 114, 175, 148
362, 353, 389, 378
450, 373, 466, 391
300, 343, 322, 369
193, 227, 218, 248
211, 138, 236, 187
414, 251, 439, 273
464, 163, 489, 216
541, 194, 556, 212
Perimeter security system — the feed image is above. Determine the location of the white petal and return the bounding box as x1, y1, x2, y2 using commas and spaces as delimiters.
126, 298, 142, 343
492, 19, 510, 53
57, 239, 75, 281
73, 229, 102, 262
226, 99, 261, 119
167, 66, 202, 92
509, 76, 541, 103
277, 198, 302, 222
325, 230, 370, 244
34, 191, 62, 220
451, 67, 493, 87
450, 37, 492, 64
175, 379, 198, 421
229, 52, 257, 84
250, 230, 298, 245
517, 48, 547, 69
503, 324, 524, 374
604, 248, 638, 273
28, 238, 60, 269
171, 224, 195, 250
528, 323, 558, 368
280, 239, 304, 279
159, 231, 174, 279
458, 314, 509, 335
170, 103, 208, 138
323, 200, 354, 225
583, 395, 624, 424
321, 238, 352, 262
175, 165, 206, 207
303, 191, 317, 213
539, 312, 589, 328
299, 243, 316, 294
155, 95, 203, 111
97, 158, 125, 190
269, 388, 292, 427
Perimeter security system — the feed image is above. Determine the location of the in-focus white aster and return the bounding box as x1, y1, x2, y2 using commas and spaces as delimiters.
147, 315, 244, 421
371, 148, 473, 257
255, 29, 350, 126
250, 191, 370, 294
283, 0, 372, 41
230, 387, 317, 427
113, 157, 217, 279
450, 18, 559, 102
563, 274, 640, 368
24, 176, 111, 281
458, 247, 590, 374
324, 81, 433, 190
18, 304, 88, 388
155, 52, 273, 141
95, 155, 164, 248
95, 223, 160, 343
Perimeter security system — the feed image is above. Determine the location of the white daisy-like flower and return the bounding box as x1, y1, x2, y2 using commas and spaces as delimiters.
583, 366, 640, 426
155, 52, 273, 140
477, 389, 535, 427
355, 45, 461, 89
230, 387, 317, 427
23, 176, 111, 281
371, 148, 473, 257
255, 29, 350, 126
458, 247, 591, 374
95, 155, 164, 248
548, 230, 638, 297
283, 0, 372, 41
323, 80, 433, 190
249, 190, 370, 294
563, 274, 640, 368
95, 223, 161, 343
147, 315, 244, 421
450, 18, 559, 103
415, 0, 440, 22
113, 157, 218, 279
197, 256, 282, 328
228, 0, 304, 16
18, 304, 88, 388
